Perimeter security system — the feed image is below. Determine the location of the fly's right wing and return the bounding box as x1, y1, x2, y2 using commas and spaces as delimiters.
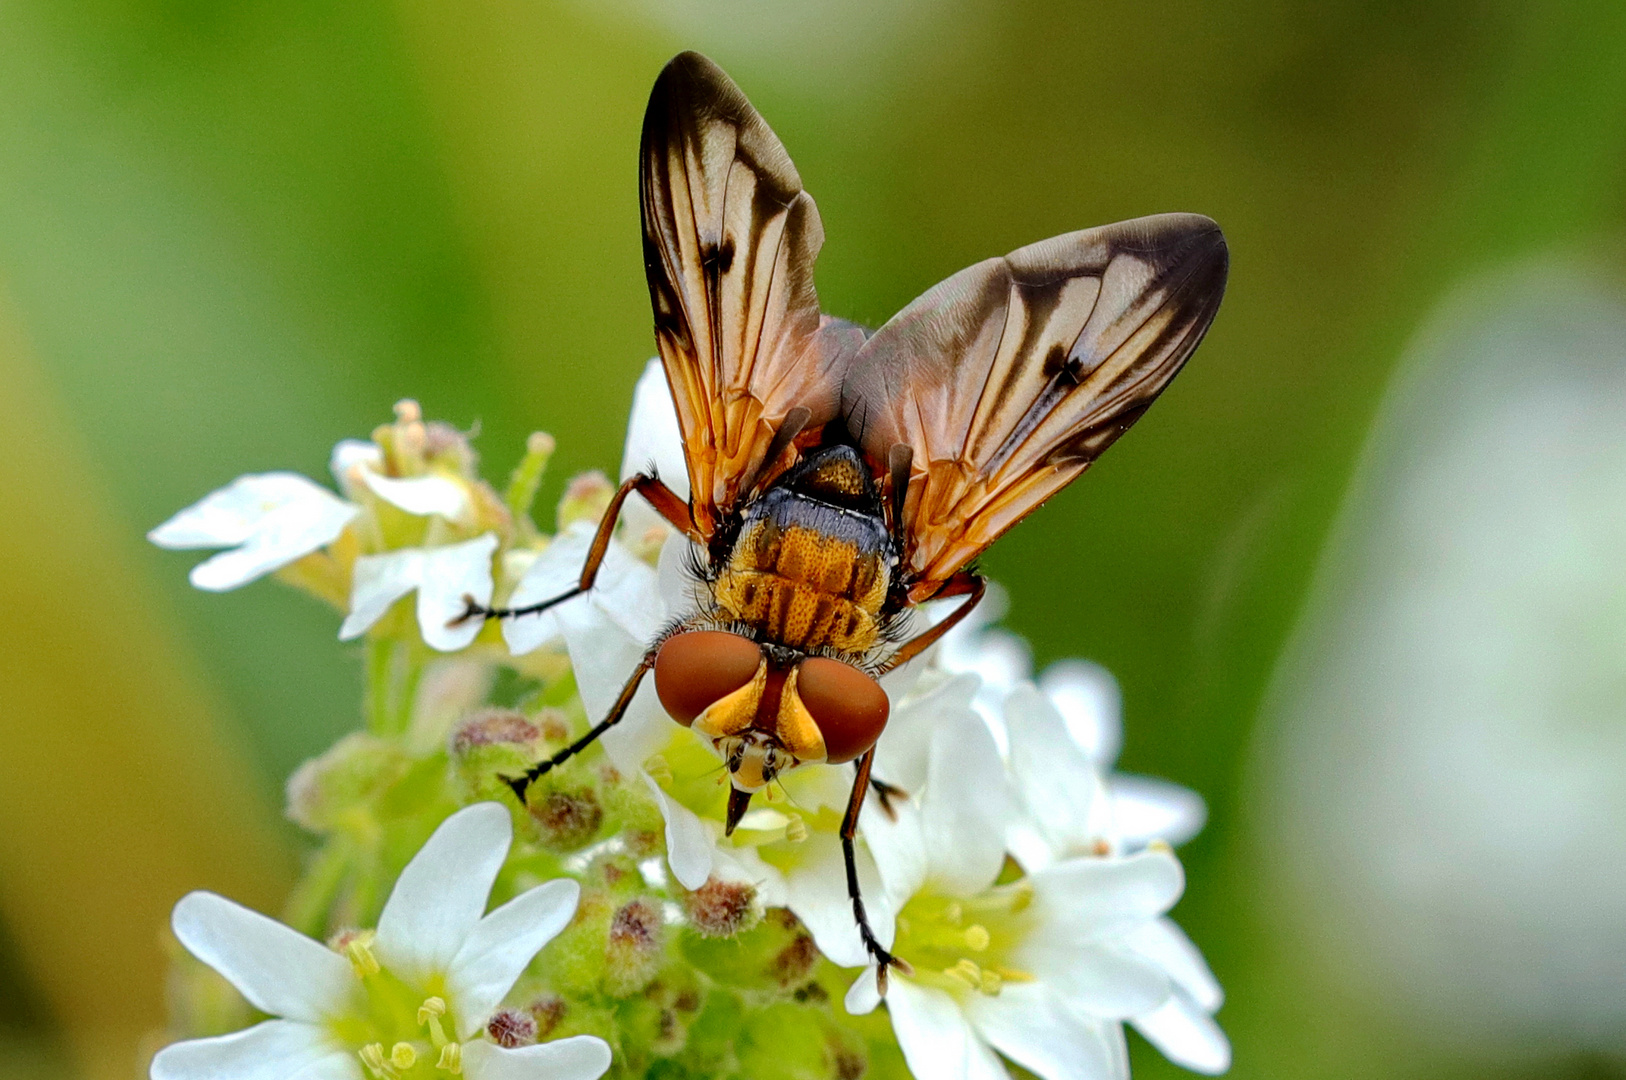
841, 213, 1228, 601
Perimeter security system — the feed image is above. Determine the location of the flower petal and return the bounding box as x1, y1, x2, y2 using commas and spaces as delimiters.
872, 672, 980, 795
374, 803, 512, 986
1123, 917, 1223, 1012
618, 358, 690, 545
967, 982, 1125, 1080
1029, 848, 1185, 945
783, 829, 890, 966
461, 1035, 613, 1080
329, 440, 382, 498
642, 773, 715, 890
1109, 775, 1207, 850
169, 893, 353, 1023
885, 977, 1011, 1080
1038, 659, 1122, 767
1004, 682, 1109, 869
339, 548, 423, 640
417, 534, 499, 652
149, 473, 358, 592
657, 532, 707, 621
1132, 991, 1230, 1074
149, 473, 338, 549
921, 707, 1011, 897
360, 469, 469, 519
498, 533, 574, 656
150, 1020, 358, 1080
448, 879, 581, 1040
186, 502, 358, 592
858, 795, 927, 920
1026, 942, 1172, 1020
843, 966, 883, 1016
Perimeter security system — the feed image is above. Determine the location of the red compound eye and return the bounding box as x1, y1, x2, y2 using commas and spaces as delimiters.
796, 657, 890, 763
654, 631, 763, 725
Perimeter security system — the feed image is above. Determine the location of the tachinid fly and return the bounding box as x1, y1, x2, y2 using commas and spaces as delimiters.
456, 51, 1229, 983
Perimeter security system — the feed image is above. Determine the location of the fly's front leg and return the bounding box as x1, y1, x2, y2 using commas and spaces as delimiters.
450, 472, 692, 625
842, 748, 913, 991
506, 651, 656, 802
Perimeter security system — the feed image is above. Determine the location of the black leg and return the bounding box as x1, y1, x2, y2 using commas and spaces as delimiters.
841, 748, 912, 991
507, 653, 656, 802
451, 473, 692, 626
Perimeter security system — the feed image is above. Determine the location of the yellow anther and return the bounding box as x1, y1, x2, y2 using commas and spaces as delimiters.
979, 969, 1003, 995
358, 1043, 396, 1079
644, 755, 673, 785
417, 997, 447, 1025
963, 924, 991, 952
1147, 838, 1173, 854
394, 399, 423, 424
784, 814, 809, 843
437, 1042, 464, 1074
944, 958, 983, 988
341, 931, 381, 977
390, 1043, 418, 1070
993, 964, 1037, 984
1008, 883, 1035, 913
943, 902, 963, 925
763, 783, 783, 803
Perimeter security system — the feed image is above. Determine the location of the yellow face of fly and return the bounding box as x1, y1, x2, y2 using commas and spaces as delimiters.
692, 660, 828, 791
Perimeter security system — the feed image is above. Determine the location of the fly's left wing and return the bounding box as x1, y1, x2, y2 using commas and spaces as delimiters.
841, 213, 1228, 601
641, 52, 865, 538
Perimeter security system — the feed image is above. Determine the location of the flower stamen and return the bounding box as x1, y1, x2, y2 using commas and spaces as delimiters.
359, 1042, 397, 1079
419, 996, 451, 1048
340, 930, 382, 977
436, 1042, 463, 1075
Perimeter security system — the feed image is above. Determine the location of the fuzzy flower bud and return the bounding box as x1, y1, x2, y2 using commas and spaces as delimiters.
683, 877, 760, 939
603, 898, 665, 997
486, 1008, 538, 1049
529, 785, 606, 852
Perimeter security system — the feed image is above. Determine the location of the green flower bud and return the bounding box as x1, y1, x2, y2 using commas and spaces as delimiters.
448, 709, 543, 803
284, 733, 410, 834
557, 470, 614, 531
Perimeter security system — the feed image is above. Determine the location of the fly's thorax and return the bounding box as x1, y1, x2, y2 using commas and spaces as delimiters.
712, 486, 893, 653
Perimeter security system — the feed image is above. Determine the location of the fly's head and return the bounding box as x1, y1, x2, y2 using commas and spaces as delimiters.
652, 630, 892, 832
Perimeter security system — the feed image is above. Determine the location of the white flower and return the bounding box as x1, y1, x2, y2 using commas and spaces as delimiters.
151, 803, 611, 1080
616, 358, 690, 548
939, 600, 1206, 851
330, 437, 471, 521
148, 472, 359, 591
1003, 683, 1229, 1074
843, 705, 1204, 1080
340, 533, 500, 652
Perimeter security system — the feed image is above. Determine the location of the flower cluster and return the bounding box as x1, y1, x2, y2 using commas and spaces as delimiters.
148, 361, 1227, 1080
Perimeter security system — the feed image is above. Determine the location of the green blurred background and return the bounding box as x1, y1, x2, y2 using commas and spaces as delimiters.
3, 1, 1625, 1078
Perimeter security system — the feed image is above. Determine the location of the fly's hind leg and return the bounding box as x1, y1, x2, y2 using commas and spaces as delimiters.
450, 472, 692, 626
842, 748, 913, 990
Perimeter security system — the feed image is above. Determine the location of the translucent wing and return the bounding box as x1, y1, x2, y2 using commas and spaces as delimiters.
841, 213, 1228, 601
641, 51, 865, 538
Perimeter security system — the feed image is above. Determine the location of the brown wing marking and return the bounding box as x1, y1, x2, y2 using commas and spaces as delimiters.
641, 52, 861, 537
841, 213, 1228, 600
